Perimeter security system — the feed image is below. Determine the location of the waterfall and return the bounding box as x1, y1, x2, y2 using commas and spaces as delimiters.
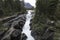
22, 10, 35, 40
1, 10, 35, 40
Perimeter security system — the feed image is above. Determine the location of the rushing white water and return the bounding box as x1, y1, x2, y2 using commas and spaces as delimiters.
22, 10, 35, 40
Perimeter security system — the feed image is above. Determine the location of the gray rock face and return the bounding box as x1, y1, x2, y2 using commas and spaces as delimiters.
21, 33, 27, 40
3, 14, 26, 27
0, 31, 5, 39
11, 29, 21, 40
0, 14, 27, 40
24, 3, 34, 10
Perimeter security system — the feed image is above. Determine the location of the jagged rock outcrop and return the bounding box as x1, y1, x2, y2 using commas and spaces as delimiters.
0, 0, 27, 40
11, 29, 21, 40
0, 13, 26, 40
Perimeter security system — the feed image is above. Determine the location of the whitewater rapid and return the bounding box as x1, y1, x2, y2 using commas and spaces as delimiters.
22, 10, 35, 40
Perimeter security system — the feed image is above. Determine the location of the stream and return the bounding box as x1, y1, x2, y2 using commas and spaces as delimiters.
22, 10, 35, 40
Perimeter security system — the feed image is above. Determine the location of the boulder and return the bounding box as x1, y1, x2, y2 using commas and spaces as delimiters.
11, 29, 21, 40
21, 33, 27, 40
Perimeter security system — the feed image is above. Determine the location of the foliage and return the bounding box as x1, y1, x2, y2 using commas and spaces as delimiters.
32, 0, 60, 40
0, 0, 26, 30
0, 0, 26, 17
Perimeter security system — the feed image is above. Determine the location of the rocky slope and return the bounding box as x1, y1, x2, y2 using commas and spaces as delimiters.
0, 13, 26, 40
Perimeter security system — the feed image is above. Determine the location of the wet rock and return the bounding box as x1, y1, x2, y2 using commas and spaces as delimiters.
13, 15, 26, 30
21, 33, 27, 40
2, 17, 16, 23
29, 19, 33, 30
31, 30, 39, 40
3, 23, 12, 28
3, 36, 11, 40
29, 22, 32, 30
14, 19, 26, 31
0, 14, 26, 40
2, 14, 26, 35
19, 20, 25, 27
20, 15, 26, 21
0, 31, 5, 39
14, 24, 20, 29
0, 31, 4, 36
11, 29, 21, 40
0, 30, 9, 40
